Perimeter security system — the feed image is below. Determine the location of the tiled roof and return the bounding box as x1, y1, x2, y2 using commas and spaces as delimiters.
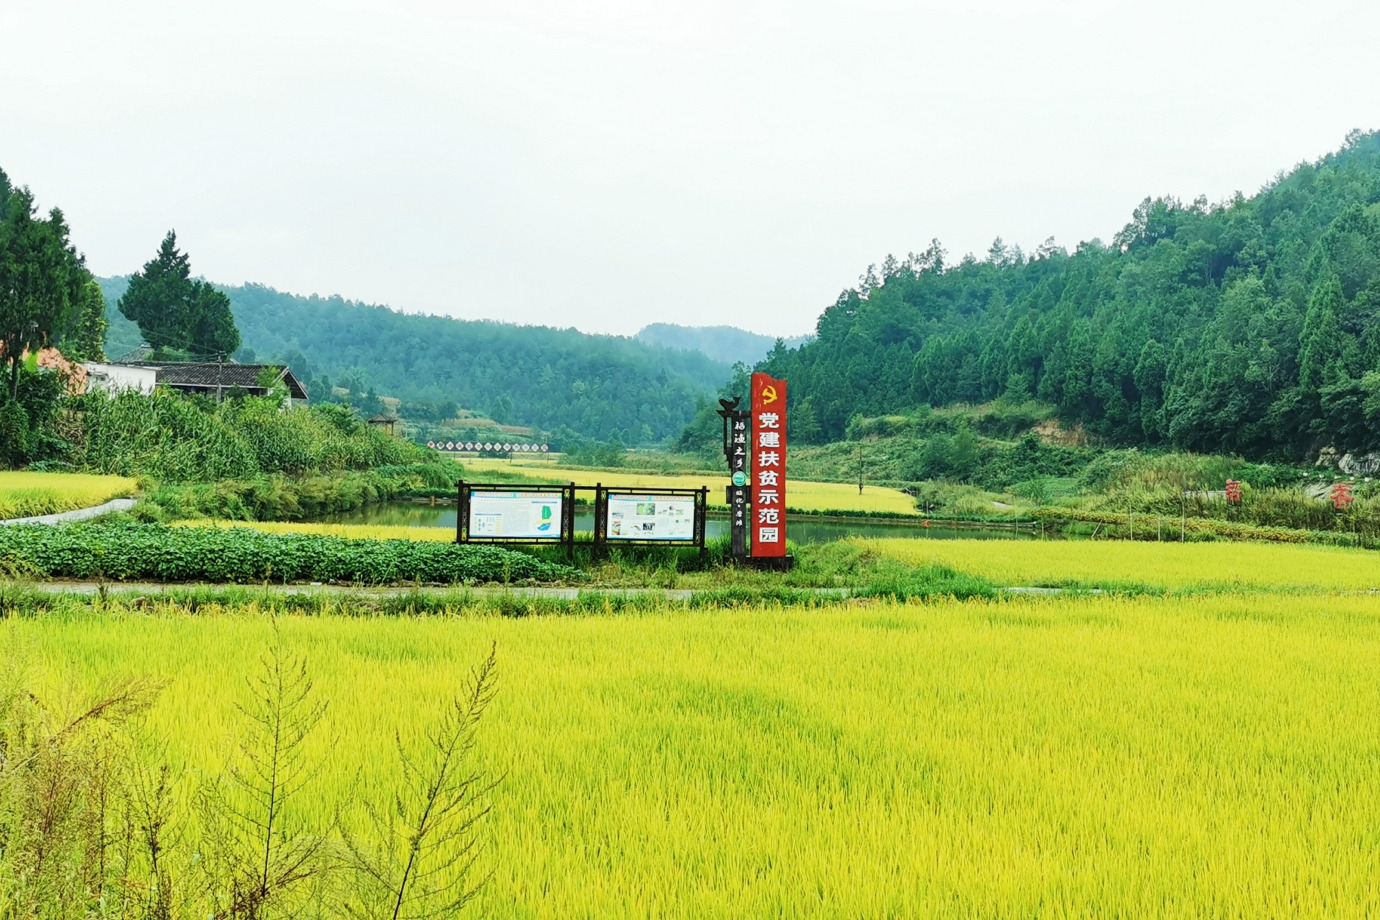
112, 345, 155, 363
115, 362, 309, 400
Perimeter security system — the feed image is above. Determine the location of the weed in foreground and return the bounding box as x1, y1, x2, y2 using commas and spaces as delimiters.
0, 632, 498, 918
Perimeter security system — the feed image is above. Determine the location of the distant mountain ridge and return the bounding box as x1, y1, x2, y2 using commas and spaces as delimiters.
635, 323, 811, 367
97, 277, 732, 443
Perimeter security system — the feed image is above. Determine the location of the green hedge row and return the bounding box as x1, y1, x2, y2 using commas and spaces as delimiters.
0, 522, 575, 585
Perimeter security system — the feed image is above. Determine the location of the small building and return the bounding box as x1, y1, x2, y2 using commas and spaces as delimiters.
82, 360, 308, 405
81, 362, 158, 396
145, 363, 309, 404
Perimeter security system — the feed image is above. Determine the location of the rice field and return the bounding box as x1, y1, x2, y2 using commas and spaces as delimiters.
865, 537, 1380, 591
18, 589, 1380, 918
0, 471, 138, 520
462, 457, 918, 515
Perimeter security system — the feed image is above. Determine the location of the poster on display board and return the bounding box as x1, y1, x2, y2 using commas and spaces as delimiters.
605, 492, 697, 541
467, 491, 564, 539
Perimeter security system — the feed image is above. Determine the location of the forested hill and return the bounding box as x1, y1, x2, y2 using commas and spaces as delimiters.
98, 279, 730, 443
636, 323, 812, 366
758, 129, 1380, 461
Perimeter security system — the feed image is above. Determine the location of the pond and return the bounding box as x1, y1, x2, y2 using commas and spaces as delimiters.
319, 502, 1038, 544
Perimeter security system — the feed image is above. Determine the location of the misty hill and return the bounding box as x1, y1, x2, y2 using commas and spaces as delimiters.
635, 323, 811, 367
99, 279, 731, 443
753, 129, 1380, 461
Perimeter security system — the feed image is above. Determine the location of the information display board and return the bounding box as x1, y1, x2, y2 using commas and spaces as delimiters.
467, 491, 564, 539
605, 492, 697, 542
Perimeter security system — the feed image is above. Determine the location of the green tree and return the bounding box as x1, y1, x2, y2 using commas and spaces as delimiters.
487, 393, 514, 425
119, 231, 240, 358
789, 395, 824, 444
0, 187, 85, 398
62, 279, 108, 363
1297, 275, 1352, 392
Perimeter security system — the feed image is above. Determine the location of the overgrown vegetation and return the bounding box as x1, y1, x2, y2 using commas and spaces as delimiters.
50, 390, 458, 520
73, 392, 431, 481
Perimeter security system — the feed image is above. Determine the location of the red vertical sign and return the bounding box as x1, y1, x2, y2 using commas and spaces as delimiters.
751, 372, 787, 557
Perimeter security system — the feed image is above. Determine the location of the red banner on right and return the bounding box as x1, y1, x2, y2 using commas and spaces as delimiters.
750, 372, 787, 557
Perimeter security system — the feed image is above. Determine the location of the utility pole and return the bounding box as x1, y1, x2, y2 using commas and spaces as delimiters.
857, 441, 863, 494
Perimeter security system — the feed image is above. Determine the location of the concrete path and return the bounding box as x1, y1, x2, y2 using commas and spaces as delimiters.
0, 498, 137, 526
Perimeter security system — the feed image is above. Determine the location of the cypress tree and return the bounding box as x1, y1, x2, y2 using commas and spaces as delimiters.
119, 231, 240, 358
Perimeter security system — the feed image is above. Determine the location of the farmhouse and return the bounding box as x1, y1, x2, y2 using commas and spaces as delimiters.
82, 359, 308, 404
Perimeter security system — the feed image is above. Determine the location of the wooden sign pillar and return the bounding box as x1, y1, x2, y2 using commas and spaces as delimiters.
716, 397, 751, 559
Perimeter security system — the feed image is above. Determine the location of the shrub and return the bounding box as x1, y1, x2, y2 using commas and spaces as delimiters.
0, 521, 576, 585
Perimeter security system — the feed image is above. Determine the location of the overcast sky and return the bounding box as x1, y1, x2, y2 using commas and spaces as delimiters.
4, 0, 1378, 338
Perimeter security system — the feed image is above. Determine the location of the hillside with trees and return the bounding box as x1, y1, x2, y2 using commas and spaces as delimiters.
752, 129, 1380, 461
636, 323, 811, 366
100, 278, 730, 444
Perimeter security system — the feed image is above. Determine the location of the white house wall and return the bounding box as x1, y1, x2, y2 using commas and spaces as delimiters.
81, 363, 158, 395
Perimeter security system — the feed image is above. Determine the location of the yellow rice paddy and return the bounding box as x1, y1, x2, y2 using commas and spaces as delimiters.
866, 537, 1380, 591
19, 588, 1380, 918
0, 471, 138, 520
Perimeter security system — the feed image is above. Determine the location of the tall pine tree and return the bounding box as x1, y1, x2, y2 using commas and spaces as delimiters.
119, 231, 240, 358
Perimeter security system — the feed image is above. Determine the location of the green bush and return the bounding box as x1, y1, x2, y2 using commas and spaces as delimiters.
0, 521, 575, 584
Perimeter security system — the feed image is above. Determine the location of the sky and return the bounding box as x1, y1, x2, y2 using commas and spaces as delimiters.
4, 0, 1379, 338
